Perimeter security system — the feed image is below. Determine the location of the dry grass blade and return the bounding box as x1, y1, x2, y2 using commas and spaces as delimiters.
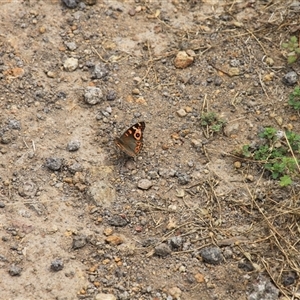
246, 185, 300, 297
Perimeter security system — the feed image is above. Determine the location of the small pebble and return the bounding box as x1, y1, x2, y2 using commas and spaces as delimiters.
229, 59, 240, 67
178, 265, 186, 273
103, 227, 113, 236
174, 51, 194, 68
168, 286, 182, 299
194, 273, 205, 283
200, 246, 224, 265
245, 174, 254, 182
248, 275, 279, 299
214, 76, 223, 86
154, 243, 171, 257
228, 67, 240, 76
72, 234, 87, 249
68, 162, 83, 173
107, 215, 128, 227
65, 42, 77, 51
0, 202, 5, 208
62, 0, 78, 8
67, 140, 80, 151
233, 161, 241, 168
191, 139, 202, 148
63, 57, 78, 72
223, 248, 233, 259
176, 173, 191, 185
105, 235, 124, 245
45, 157, 63, 171
265, 57, 274, 66
133, 77, 142, 84
106, 90, 116, 101
39, 26, 46, 34
282, 71, 298, 86
8, 119, 21, 130
176, 108, 187, 117
91, 63, 109, 79
84, 86, 104, 105
95, 294, 117, 300
46, 71, 56, 78
8, 264, 22, 276
132, 88, 140, 95
169, 236, 183, 249
50, 259, 64, 272
137, 179, 153, 190
282, 271, 298, 286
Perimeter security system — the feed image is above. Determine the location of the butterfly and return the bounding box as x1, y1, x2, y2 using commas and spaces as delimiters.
115, 121, 146, 157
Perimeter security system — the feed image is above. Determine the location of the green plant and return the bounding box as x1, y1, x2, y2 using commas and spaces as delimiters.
288, 86, 300, 110
200, 112, 226, 135
259, 127, 277, 140
241, 127, 300, 186
279, 175, 292, 187
282, 36, 300, 64
286, 130, 300, 151
242, 145, 251, 158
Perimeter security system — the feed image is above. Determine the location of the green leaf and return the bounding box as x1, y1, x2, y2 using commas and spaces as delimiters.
242, 145, 251, 157
290, 36, 298, 43
259, 127, 277, 140
288, 55, 297, 64
279, 175, 292, 187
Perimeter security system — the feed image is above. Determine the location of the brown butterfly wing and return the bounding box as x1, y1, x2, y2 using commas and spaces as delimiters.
115, 122, 145, 157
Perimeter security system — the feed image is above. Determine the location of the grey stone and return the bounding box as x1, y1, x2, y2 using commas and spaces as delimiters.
72, 234, 87, 249
106, 90, 117, 101
107, 215, 128, 227
154, 243, 171, 257
65, 42, 77, 51
84, 86, 104, 105
248, 275, 279, 300
45, 157, 63, 171
169, 236, 183, 249
137, 179, 153, 190
282, 71, 298, 86
63, 57, 78, 72
8, 119, 21, 130
62, 0, 78, 8
176, 173, 191, 185
200, 246, 224, 265
50, 259, 64, 272
68, 162, 83, 174
8, 264, 22, 276
91, 63, 109, 79
67, 140, 80, 151
176, 108, 187, 117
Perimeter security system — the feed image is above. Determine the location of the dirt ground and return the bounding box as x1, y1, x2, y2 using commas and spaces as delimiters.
1, 0, 300, 299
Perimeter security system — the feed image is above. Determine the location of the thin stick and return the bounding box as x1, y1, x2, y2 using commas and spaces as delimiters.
284, 132, 300, 173
32, 140, 36, 152
92, 46, 109, 63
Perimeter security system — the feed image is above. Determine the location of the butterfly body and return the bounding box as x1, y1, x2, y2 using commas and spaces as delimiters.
115, 122, 145, 157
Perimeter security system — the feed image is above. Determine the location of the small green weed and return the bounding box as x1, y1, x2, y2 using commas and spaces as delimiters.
200, 112, 226, 137
282, 36, 300, 64
288, 86, 300, 110
241, 127, 300, 187
258, 126, 277, 140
